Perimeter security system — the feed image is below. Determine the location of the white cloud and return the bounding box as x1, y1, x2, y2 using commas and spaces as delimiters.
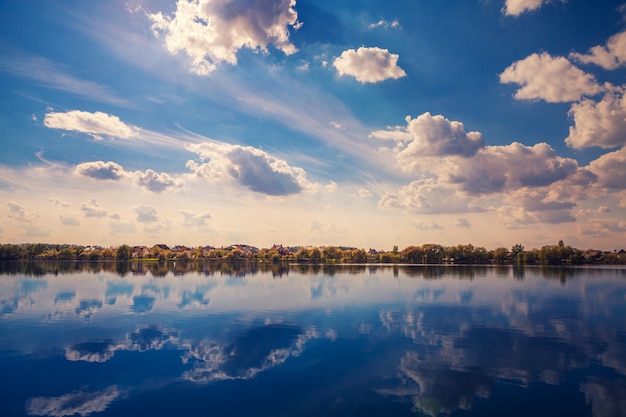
109, 217, 137, 235
587, 147, 626, 189
507, 188, 576, 213
502, 0, 564, 16
570, 31, 626, 70
356, 188, 373, 198
368, 19, 400, 30
333, 47, 406, 83
446, 142, 579, 195
500, 53, 604, 103
379, 113, 485, 163
579, 219, 626, 237
149, 0, 301, 75
455, 218, 471, 228
75, 161, 185, 193
378, 179, 477, 214
496, 205, 540, 229
134, 204, 159, 223
186, 142, 319, 195
5, 202, 50, 237
7, 202, 42, 224
309, 220, 349, 236
44, 110, 138, 139
75, 161, 126, 180
59, 215, 80, 226
48, 198, 71, 207
80, 199, 108, 218
25, 386, 120, 417
181, 210, 213, 227
135, 169, 184, 193
565, 88, 626, 149
369, 126, 413, 141
414, 220, 443, 230
7, 201, 28, 221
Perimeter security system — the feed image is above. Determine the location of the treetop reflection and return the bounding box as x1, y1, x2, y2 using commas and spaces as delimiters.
2, 260, 624, 282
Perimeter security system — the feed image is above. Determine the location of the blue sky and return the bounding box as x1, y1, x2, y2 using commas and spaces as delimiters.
1, 0, 626, 250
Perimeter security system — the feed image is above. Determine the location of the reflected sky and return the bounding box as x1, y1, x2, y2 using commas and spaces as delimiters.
1, 265, 626, 416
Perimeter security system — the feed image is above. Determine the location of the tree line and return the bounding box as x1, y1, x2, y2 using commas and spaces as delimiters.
0, 241, 624, 265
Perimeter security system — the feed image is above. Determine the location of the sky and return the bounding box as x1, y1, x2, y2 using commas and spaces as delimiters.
1, 0, 626, 251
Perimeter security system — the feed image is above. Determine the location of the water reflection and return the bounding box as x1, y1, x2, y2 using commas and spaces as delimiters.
25, 386, 121, 417
0, 264, 625, 416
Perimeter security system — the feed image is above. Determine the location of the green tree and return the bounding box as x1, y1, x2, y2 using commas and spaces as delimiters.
115, 244, 131, 261
492, 247, 509, 263
322, 246, 340, 262
295, 247, 310, 261
511, 244, 524, 262
401, 246, 425, 264
309, 248, 322, 263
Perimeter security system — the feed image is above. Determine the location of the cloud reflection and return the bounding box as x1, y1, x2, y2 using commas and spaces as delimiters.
182, 324, 318, 383
25, 385, 121, 417
74, 299, 103, 320
65, 325, 179, 363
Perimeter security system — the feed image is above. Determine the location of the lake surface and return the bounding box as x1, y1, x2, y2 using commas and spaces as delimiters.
1, 262, 626, 417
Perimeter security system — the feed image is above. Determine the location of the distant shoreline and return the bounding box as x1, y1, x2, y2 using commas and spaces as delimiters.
1, 242, 625, 265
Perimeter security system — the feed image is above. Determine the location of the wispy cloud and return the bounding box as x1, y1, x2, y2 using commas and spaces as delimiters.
502, 0, 566, 17
0, 47, 131, 106
44, 110, 139, 140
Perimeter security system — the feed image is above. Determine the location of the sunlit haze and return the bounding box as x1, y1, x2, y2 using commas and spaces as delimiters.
1, 0, 625, 250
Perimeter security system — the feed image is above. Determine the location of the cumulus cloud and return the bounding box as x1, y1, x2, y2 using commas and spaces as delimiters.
414, 220, 443, 230
580, 219, 626, 237
186, 142, 319, 195
7, 202, 40, 223
109, 216, 137, 235
356, 188, 373, 198
333, 47, 406, 83
134, 204, 159, 223
309, 220, 349, 236
5, 202, 50, 236
368, 19, 400, 30
375, 113, 485, 165
565, 88, 626, 149
80, 199, 108, 218
25, 386, 121, 417
181, 210, 213, 227
59, 215, 80, 226
496, 188, 577, 229
502, 0, 555, 16
7, 201, 28, 221
455, 218, 471, 228
44, 110, 137, 139
570, 31, 626, 70
500, 53, 604, 103
75, 161, 126, 180
587, 147, 626, 189
378, 179, 477, 214
509, 188, 576, 212
75, 161, 184, 193
135, 169, 184, 193
445, 142, 579, 195
48, 198, 71, 207
149, 0, 301, 75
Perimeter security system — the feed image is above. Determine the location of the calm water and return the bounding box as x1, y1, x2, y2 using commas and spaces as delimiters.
1, 262, 626, 417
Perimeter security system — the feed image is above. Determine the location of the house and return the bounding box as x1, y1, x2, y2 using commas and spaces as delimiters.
271, 244, 291, 255
132, 246, 149, 258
